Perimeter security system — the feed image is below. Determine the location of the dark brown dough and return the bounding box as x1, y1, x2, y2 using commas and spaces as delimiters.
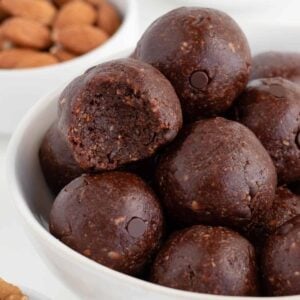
156, 117, 277, 232
50, 172, 164, 275
39, 123, 83, 195
150, 225, 259, 296
57, 58, 182, 171
261, 216, 300, 296
235, 77, 300, 183
133, 7, 251, 121
251, 51, 300, 83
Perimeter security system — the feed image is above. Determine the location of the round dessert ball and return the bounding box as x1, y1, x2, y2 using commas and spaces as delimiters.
150, 225, 259, 296
251, 51, 300, 83
235, 77, 300, 183
259, 187, 300, 239
50, 172, 164, 275
156, 117, 277, 231
133, 7, 251, 121
57, 58, 182, 171
39, 123, 83, 195
261, 216, 300, 296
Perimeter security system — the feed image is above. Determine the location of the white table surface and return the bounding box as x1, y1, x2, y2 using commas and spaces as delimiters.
0, 0, 299, 299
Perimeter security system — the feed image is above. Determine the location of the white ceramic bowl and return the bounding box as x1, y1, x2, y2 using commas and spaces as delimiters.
0, 0, 137, 135
6, 24, 300, 299
21, 287, 50, 300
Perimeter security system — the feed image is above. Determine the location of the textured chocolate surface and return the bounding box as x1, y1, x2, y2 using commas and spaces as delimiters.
235, 78, 300, 183
39, 123, 83, 195
156, 117, 277, 231
57, 58, 182, 171
150, 225, 259, 296
251, 52, 300, 83
133, 7, 251, 121
50, 172, 164, 275
261, 216, 300, 296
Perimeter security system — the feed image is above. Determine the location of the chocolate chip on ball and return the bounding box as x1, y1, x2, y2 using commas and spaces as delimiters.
235, 77, 300, 183
50, 172, 164, 275
133, 7, 251, 121
156, 117, 277, 231
261, 216, 300, 296
150, 225, 259, 296
251, 51, 300, 83
39, 123, 83, 195
57, 58, 182, 171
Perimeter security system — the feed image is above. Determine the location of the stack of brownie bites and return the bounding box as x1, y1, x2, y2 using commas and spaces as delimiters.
39, 7, 300, 297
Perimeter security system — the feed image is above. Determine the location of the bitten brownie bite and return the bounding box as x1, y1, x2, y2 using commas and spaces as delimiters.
251, 51, 300, 83
261, 216, 300, 296
150, 225, 258, 296
235, 78, 300, 183
50, 172, 164, 275
133, 7, 251, 121
57, 58, 182, 171
39, 123, 83, 195
156, 117, 277, 232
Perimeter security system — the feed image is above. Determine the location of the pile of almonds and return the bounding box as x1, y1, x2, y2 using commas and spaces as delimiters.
0, 0, 121, 69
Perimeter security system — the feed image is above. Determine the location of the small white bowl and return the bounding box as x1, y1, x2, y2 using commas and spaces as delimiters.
21, 287, 50, 300
6, 24, 300, 299
0, 0, 137, 135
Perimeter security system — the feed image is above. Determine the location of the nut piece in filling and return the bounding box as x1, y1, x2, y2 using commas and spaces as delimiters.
50, 172, 164, 275
251, 51, 300, 83
133, 7, 251, 121
57, 58, 182, 171
261, 216, 300, 296
235, 78, 300, 183
156, 117, 277, 232
150, 225, 259, 296
0, 278, 27, 300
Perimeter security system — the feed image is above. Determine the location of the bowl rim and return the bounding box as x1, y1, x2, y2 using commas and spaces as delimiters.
0, 0, 136, 74
6, 56, 300, 300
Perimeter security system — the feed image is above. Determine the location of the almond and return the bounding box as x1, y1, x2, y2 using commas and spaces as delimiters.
1, 0, 57, 25
0, 48, 58, 68
1, 17, 51, 49
53, 0, 73, 6
54, 0, 96, 29
0, 2, 8, 21
54, 24, 108, 54
97, 2, 121, 35
50, 45, 76, 62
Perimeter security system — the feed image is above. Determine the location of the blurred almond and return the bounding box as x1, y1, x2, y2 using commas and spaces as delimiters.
50, 45, 76, 62
0, 48, 58, 68
54, 24, 108, 54
54, 0, 96, 29
0, 29, 5, 49
0, 2, 8, 21
53, 0, 73, 6
86, 0, 106, 7
97, 2, 121, 35
1, 17, 51, 49
1, 0, 57, 25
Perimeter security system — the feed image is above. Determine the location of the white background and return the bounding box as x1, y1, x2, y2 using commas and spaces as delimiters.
0, 0, 299, 299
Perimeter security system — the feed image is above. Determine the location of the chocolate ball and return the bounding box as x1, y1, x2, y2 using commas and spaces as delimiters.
50, 172, 164, 275
251, 51, 300, 83
133, 7, 251, 121
260, 187, 300, 238
57, 58, 182, 171
261, 216, 300, 296
235, 78, 300, 183
156, 117, 277, 231
39, 123, 83, 195
150, 225, 259, 296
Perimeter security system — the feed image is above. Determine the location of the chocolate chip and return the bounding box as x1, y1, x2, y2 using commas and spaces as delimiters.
190, 71, 209, 90
126, 217, 146, 238
269, 84, 286, 98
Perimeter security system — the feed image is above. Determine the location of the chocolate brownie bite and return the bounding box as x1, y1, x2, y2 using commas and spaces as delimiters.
261, 216, 300, 296
50, 172, 164, 275
251, 51, 300, 83
235, 78, 300, 183
150, 225, 259, 296
156, 117, 277, 232
57, 58, 182, 171
133, 7, 251, 121
39, 123, 83, 195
